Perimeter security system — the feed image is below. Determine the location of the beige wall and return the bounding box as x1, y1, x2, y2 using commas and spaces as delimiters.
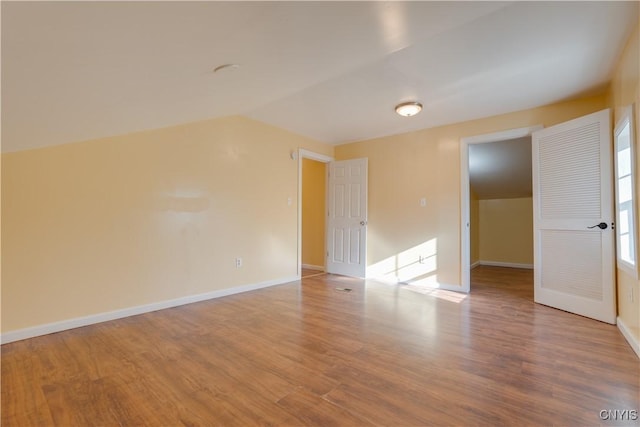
610, 19, 640, 343
302, 158, 326, 268
336, 94, 607, 287
478, 197, 533, 266
1, 115, 333, 333
470, 189, 480, 265
4, 25, 636, 341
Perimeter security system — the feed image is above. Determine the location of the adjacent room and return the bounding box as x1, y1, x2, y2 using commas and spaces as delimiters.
2, 2, 639, 425
468, 136, 534, 291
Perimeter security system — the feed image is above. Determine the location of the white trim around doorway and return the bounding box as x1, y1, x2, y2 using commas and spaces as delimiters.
460, 125, 542, 292
297, 149, 334, 278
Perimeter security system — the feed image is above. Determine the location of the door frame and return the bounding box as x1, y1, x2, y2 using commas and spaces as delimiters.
297, 149, 334, 278
460, 125, 543, 292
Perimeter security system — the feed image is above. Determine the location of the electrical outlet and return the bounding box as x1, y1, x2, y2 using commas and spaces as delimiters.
235, 257, 242, 268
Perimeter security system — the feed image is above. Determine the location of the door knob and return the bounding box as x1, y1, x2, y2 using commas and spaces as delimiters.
360, 221, 367, 226
587, 222, 608, 230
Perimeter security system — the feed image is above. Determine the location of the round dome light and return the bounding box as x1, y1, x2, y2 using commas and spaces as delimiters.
395, 102, 423, 117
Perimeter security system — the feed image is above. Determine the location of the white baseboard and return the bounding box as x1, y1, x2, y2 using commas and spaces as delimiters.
477, 260, 534, 269
428, 282, 468, 293
617, 316, 640, 359
471, 261, 481, 269
301, 264, 325, 271
1, 276, 299, 345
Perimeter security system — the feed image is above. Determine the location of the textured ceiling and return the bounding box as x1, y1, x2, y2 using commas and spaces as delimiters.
2, 1, 638, 152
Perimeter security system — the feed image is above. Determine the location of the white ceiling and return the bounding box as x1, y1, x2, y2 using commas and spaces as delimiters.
2, 1, 638, 153
469, 136, 532, 200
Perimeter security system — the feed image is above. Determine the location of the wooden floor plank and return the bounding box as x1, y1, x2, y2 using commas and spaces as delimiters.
2, 266, 638, 425
276, 388, 375, 426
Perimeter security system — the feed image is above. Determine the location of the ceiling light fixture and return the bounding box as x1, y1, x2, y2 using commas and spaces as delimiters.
395, 101, 423, 117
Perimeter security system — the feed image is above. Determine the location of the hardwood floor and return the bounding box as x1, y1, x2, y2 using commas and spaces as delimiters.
2, 266, 638, 426
301, 267, 325, 278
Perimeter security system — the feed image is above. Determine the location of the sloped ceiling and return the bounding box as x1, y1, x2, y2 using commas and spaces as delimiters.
469, 137, 532, 200
2, 1, 638, 152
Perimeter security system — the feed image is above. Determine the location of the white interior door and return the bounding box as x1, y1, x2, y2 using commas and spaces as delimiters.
532, 109, 615, 324
327, 158, 367, 278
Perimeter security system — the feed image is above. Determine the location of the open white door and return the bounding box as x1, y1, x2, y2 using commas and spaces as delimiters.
327, 158, 367, 278
532, 109, 615, 324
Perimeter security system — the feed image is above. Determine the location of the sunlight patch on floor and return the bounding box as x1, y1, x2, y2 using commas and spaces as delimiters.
401, 284, 468, 303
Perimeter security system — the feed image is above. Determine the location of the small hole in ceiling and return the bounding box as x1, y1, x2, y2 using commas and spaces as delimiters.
213, 64, 240, 73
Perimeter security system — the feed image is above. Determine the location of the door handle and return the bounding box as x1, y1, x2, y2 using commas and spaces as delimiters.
360, 221, 367, 226
587, 222, 608, 230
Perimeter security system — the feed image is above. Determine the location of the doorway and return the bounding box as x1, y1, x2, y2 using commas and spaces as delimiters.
302, 158, 327, 277
297, 149, 333, 278
460, 126, 542, 292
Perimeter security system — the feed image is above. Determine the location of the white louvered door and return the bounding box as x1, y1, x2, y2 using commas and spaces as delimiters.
532, 109, 615, 324
326, 158, 368, 278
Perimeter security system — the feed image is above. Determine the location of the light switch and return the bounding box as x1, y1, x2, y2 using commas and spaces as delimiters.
420, 198, 427, 207
287, 197, 292, 206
